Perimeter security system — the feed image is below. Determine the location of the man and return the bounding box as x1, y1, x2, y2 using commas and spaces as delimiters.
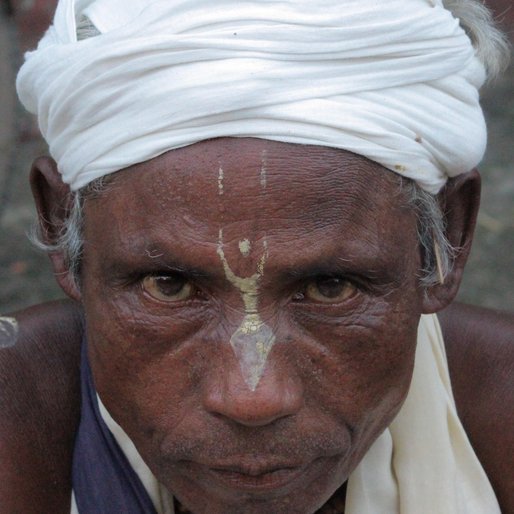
1, 0, 513, 513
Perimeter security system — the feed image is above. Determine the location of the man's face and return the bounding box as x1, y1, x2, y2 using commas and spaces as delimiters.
80, 138, 425, 513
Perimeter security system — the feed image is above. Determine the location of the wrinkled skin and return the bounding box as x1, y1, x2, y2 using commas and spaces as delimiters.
5, 138, 514, 514
69, 138, 435, 513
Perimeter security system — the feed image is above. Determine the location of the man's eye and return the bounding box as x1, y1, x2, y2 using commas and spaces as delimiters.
304, 277, 357, 303
142, 275, 193, 302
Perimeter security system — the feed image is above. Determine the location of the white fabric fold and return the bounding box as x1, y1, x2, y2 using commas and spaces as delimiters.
17, 0, 486, 192
345, 314, 500, 514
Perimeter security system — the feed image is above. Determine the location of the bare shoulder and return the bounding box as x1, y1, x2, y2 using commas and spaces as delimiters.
0, 300, 83, 514
438, 302, 514, 513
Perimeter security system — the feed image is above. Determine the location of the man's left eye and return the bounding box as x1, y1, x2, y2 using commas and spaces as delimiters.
303, 276, 357, 303
142, 275, 194, 302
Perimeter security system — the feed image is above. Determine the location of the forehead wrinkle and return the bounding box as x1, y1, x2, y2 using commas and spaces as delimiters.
109, 139, 400, 214
88, 203, 415, 288
250, 170, 404, 244
84, 139, 415, 263
259, 231, 403, 280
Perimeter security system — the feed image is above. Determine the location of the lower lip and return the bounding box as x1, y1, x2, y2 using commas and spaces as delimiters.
207, 459, 326, 493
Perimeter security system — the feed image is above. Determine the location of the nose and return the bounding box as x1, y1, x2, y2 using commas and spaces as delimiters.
203, 353, 304, 427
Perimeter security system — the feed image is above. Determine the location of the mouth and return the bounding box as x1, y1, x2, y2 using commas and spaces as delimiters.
201, 456, 334, 494
210, 464, 305, 490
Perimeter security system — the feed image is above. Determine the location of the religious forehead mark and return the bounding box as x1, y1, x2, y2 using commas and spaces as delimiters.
238, 239, 251, 257
218, 164, 224, 196
260, 149, 267, 189
217, 229, 275, 391
0, 317, 19, 349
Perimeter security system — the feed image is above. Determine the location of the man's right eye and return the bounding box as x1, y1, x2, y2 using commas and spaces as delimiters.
141, 275, 194, 302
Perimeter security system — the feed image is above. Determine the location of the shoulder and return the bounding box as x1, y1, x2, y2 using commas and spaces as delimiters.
0, 300, 83, 514
438, 302, 514, 513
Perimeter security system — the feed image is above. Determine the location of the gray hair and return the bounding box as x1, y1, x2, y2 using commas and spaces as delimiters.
30, 176, 110, 284
31, 0, 509, 289
443, 0, 510, 79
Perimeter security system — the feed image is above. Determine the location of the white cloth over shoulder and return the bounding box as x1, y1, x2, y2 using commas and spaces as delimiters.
345, 314, 500, 513
17, 0, 486, 193
71, 314, 500, 514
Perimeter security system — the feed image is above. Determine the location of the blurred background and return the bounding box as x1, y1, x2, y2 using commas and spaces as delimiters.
0, 0, 513, 314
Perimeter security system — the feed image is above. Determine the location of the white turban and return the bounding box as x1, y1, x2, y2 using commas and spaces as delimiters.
16, 0, 487, 193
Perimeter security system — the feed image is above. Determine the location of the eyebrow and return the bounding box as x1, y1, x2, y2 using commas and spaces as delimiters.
102, 244, 216, 282
105, 236, 401, 285
282, 257, 389, 282
139, 249, 213, 278
152, 262, 213, 280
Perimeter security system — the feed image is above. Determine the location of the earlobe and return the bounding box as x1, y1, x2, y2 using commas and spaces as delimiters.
30, 157, 82, 301
421, 169, 481, 313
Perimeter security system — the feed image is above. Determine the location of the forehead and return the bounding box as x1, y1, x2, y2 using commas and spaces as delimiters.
90, 138, 408, 226
83, 138, 417, 272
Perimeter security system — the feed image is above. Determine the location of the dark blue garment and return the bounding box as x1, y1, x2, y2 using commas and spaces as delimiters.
72, 339, 157, 514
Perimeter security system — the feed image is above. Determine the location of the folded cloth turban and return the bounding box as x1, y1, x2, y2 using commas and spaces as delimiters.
16, 0, 487, 193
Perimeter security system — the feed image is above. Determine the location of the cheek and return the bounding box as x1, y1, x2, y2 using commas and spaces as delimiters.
81, 285, 218, 445
292, 296, 419, 440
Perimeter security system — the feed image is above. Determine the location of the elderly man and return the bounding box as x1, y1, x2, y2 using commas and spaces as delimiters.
1, 0, 513, 513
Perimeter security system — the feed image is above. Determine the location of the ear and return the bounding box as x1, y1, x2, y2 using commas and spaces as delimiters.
421, 169, 481, 314
30, 156, 81, 301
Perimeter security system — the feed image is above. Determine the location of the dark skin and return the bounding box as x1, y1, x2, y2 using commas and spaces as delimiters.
0, 139, 513, 513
